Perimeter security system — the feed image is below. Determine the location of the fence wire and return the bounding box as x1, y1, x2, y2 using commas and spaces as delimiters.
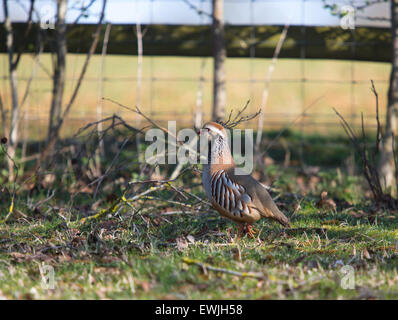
0, 0, 391, 138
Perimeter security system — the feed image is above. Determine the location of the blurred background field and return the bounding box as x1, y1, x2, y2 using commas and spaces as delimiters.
0, 53, 390, 139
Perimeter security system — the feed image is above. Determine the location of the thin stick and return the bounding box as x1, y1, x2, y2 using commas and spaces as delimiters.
35, 0, 107, 170
194, 59, 206, 130
371, 80, 381, 154
334, 107, 384, 201
104, 98, 178, 141
392, 133, 398, 194
96, 22, 112, 167
219, 100, 260, 129
262, 95, 324, 156
0, 144, 18, 223
169, 136, 198, 180
0, 93, 7, 138
255, 24, 289, 151
135, 19, 144, 163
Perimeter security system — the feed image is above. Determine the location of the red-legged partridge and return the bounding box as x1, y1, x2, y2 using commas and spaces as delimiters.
199, 122, 290, 235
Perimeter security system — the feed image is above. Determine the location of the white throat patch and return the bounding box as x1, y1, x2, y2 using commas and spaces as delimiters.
205, 125, 225, 138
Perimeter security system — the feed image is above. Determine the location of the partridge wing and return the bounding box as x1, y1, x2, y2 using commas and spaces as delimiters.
226, 167, 290, 227
210, 169, 261, 222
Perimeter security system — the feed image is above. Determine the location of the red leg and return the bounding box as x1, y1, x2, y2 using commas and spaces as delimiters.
235, 223, 257, 238
233, 224, 245, 238
245, 224, 257, 238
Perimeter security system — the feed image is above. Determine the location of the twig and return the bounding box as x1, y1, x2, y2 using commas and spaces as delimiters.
219, 100, 260, 129
194, 59, 206, 130
103, 98, 177, 140
182, 0, 212, 18
255, 23, 290, 151
135, 19, 144, 163
96, 22, 112, 173
0, 94, 7, 137
35, 0, 107, 170
371, 80, 381, 154
92, 137, 131, 200
103, 98, 207, 167
333, 105, 393, 206
392, 134, 398, 193
262, 95, 324, 156
0, 144, 18, 223
169, 136, 198, 180
72, 0, 97, 24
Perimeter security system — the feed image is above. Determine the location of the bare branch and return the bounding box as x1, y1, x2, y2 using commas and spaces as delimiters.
72, 0, 97, 25
255, 23, 289, 151
371, 80, 381, 154
182, 0, 212, 18
12, 0, 35, 69
217, 100, 260, 129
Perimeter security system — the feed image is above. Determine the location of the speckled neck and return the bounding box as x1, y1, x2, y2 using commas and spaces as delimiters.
205, 135, 234, 169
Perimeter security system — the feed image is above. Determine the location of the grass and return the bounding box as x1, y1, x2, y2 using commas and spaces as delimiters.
0, 128, 397, 299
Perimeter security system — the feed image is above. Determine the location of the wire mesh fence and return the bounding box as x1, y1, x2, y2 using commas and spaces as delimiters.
0, 0, 392, 140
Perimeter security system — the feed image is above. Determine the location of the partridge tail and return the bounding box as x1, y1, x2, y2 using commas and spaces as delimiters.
270, 206, 290, 228
274, 211, 290, 228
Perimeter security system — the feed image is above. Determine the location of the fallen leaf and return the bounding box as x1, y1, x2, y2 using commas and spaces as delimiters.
362, 248, 371, 260
10, 252, 25, 261
231, 247, 241, 261
186, 235, 195, 244
137, 280, 151, 293
176, 237, 188, 251
348, 210, 367, 218
316, 191, 337, 212
195, 283, 209, 291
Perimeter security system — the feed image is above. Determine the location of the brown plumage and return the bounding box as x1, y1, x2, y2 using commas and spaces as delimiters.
200, 122, 290, 230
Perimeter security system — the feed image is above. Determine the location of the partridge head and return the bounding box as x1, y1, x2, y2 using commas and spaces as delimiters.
199, 121, 290, 229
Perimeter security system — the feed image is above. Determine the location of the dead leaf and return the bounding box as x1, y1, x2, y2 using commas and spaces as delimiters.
322, 220, 340, 225
98, 220, 118, 230
186, 235, 195, 244
42, 173, 56, 188
176, 237, 188, 251
231, 247, 241, 261
348, 210, 367, 218
10, 252, 25, 261
316, 191, 337, 212
362, 248, 371, 260
137, 280, 151, 293
291, 202, 301, 214
264, 156, 275, 166
195, 283, 209, 291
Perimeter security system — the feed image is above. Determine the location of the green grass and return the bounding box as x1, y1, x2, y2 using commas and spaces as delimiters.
0, 186, 397, 299
0, 129, 397, 299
